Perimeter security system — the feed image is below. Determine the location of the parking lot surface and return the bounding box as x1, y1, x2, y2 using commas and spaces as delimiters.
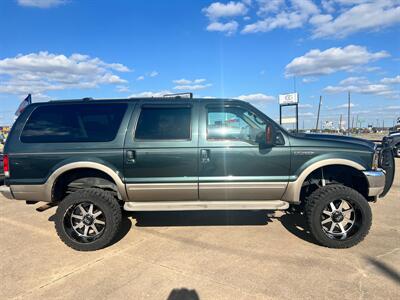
1, 161, 399, 300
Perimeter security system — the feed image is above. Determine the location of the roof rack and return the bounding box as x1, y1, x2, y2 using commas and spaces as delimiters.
163, 92, 193, 99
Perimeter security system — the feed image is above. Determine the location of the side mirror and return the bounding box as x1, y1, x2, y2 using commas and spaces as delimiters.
256, 124, 276, 148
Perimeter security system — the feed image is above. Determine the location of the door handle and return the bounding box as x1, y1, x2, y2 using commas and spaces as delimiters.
200, 149, 210, 164
126, 150, 136, 163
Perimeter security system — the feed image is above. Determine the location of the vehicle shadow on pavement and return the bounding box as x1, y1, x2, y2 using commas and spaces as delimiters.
128, 210, 319, 246
279, 211, 318, 245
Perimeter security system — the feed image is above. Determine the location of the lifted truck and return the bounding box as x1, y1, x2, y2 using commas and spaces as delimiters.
0, 98, 396, 251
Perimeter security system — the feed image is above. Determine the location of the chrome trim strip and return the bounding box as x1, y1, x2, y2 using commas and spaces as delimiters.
124, 200, 289, 211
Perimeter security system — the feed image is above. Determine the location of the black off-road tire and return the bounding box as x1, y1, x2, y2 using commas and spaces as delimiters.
305, 184, 372, 248
55, 188, 122, 251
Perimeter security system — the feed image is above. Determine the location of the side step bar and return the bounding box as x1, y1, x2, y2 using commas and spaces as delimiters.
124, 200, 289, 211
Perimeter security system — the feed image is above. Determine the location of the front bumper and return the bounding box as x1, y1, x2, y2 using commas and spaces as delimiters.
0, 185, 14, 200
363, 170, 386, 197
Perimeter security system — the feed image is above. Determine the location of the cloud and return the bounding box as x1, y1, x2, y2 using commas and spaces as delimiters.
241, 0, 319, 34
302, 77, 318, 83
174, 84, 212, 91
323, 76, 399, 98
203, 1, 248, 19
206, 21, 239, 35
312, 1, 400, 38
0, 51, 130, 96
136, 75, 144, 81
236, 93, 275, 102
381, 75, 400, 84
336, 102, 357, 109
148, 71, 159, 77
17, 0, 66, 8
173, 78, 212, 91
116, 85, 130, 93
205, 0, 400, 38
173, 78, 206, 85
129, 90, 171, 98
285, 45, 389, 77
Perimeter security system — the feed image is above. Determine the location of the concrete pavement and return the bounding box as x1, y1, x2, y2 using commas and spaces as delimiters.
0, 161, 399, 300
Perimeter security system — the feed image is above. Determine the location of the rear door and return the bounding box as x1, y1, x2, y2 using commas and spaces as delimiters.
123, 100, 199, 201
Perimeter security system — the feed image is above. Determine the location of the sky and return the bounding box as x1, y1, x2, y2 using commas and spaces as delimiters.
0, 0, 399, 129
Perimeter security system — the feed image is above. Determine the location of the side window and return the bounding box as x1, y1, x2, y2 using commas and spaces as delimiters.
21, 103, 127, 143
207, 106, 266, 144
135, 107, 191, 140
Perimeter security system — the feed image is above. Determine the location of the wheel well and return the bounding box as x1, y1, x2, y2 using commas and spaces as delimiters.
52, 168, 119, 202
300, 165, 370, 203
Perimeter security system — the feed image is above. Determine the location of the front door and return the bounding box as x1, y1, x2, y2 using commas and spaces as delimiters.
198, 101, 290, 201
124, 101, 199, 201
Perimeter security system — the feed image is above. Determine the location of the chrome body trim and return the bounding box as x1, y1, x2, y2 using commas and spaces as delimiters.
363, 169, 386, 196
199, 182, 287, 200
124, 200, 289, 211
126, 183, 198, 201
0, 185, 14, 200
282, 159, 365, 204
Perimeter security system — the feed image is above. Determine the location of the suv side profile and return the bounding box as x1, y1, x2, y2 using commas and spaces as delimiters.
0, 98, 395, 251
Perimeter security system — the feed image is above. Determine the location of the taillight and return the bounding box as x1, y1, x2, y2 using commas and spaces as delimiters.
3, 154, 9, 177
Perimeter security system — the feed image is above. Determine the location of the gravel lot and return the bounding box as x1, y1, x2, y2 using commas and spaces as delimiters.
0, 160, 399, 300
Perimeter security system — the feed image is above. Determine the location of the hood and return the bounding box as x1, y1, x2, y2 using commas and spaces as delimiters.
292, 133, 376, 151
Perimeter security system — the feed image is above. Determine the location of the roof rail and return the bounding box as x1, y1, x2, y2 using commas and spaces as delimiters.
163, 92, 193, 99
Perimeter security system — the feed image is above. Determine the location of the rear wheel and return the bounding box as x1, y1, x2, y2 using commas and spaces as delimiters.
306, 185, 372, 248
55, 188, 122, 251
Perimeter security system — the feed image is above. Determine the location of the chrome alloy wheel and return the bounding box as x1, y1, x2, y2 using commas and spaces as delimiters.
320, 199, 357, 240
64, 202, 106, 243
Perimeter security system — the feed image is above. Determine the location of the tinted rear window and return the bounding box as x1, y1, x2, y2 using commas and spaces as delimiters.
21, 103, 127, 143
135, 107, 191, 140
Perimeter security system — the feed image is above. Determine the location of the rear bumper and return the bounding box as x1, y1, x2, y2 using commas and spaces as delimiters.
363, 170, 386, 197
0, 185, 14, 200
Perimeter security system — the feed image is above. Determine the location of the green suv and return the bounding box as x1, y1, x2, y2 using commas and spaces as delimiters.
0, 98, 395, 251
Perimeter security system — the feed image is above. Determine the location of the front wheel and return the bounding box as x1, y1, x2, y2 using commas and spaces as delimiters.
306, 185, 372, 248
55, 188, 122, 251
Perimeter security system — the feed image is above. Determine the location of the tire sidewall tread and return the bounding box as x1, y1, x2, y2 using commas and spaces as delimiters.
305, 184, 372, 249
55, 188, 122, 251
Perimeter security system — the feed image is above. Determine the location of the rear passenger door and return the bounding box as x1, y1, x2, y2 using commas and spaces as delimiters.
124, 101, 199, 201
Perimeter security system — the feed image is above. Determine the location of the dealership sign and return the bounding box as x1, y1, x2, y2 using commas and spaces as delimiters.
279, 93, 298, 105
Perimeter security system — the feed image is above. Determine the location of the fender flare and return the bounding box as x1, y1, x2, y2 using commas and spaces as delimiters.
282, 159, 365, 204
45, 161, 128, 202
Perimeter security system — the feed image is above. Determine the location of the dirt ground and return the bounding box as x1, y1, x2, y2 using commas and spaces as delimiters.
0, 161, 399, 300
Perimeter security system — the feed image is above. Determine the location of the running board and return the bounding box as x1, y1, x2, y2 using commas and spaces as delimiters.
123, 200, 289, 211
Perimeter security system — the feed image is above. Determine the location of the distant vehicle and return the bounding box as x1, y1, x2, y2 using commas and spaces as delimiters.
388, 131, 400, 157
0, 97, 396, 251
0, 153, 4, 183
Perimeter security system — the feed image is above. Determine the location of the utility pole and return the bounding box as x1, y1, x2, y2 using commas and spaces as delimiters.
339, 114, 343, 133
351, 116, 354, 132
315, 95, 322, 132
356, 115, 359, 129
347, 91, 351, 136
